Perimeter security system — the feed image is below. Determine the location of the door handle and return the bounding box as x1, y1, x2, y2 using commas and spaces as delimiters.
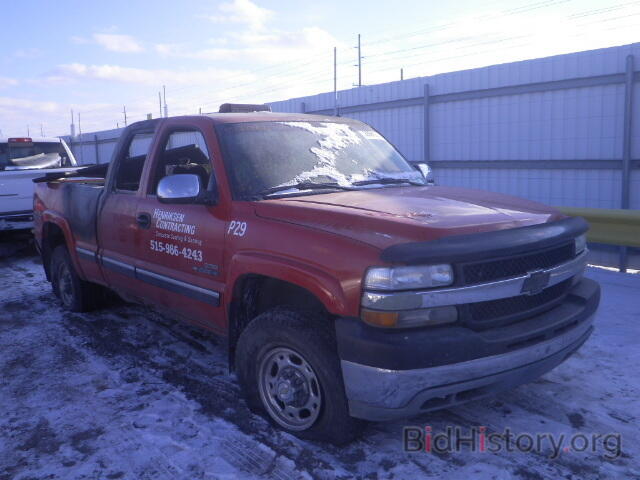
137, 212, 151, 229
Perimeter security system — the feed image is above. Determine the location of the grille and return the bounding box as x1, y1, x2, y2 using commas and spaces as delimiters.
462, 242, 575, 285
468, 279, 572, 323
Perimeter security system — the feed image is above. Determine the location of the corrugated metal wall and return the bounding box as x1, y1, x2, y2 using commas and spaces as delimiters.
269, 43, 640, 269
65, 43, 640, 268
69, 128, 122, 166
270, 43, 640, 212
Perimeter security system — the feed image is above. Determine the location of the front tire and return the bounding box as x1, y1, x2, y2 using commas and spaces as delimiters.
235, 307, 364, 444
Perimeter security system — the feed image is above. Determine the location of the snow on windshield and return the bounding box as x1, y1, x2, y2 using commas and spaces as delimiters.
219, 120, 422, 200
278, 122, 365, 187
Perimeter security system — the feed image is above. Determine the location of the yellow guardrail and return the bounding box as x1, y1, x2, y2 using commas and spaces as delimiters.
557, 207, 640, 248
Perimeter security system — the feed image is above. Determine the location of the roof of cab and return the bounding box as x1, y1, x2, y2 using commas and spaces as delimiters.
126, 112, 359, 130
200, 112, 357, 124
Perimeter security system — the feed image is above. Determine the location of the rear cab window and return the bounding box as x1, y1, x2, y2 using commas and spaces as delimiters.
114, 133, 154, 192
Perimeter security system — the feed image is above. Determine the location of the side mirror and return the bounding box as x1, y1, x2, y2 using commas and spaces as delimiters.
157, 174, 216, 204
413, 162, 435, 185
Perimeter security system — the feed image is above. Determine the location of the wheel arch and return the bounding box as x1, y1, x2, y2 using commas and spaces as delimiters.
41, 220, 70, 281
226, 253, 348, 369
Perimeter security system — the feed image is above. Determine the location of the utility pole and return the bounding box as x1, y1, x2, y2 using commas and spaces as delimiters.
163, 85, 168, 117
40, 124, 44, 137
199, 107, 202, 114
77, 112, 84, 164
333, 47, 338, 116
400, 68, 404, 81
158, 91, 162, 118
123, 105, 128, 126
27, 125, 30, 137
70, 109, 75, 137
357, 33, 362, 87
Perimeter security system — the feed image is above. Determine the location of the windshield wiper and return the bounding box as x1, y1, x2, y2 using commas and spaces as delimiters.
351, 177, 423, 187
259, 181, 356, 198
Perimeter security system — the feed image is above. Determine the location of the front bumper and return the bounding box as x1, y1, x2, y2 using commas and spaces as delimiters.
337, 277, 599, 421
0, 210, 34, 231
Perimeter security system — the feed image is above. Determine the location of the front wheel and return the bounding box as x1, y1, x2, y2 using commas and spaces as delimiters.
258, 346, 323, 431
235, 307, 364, 444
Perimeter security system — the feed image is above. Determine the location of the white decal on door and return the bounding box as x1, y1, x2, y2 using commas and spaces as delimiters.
150, 240, 203, 262
227, 220, 247, 237
153, 208, 197, 235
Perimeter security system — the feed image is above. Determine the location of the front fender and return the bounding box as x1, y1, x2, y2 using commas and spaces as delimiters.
227, 251, 350, 316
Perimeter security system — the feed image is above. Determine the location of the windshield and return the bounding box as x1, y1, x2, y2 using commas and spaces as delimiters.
0, 141, 72, 171
217, 120, 424, 199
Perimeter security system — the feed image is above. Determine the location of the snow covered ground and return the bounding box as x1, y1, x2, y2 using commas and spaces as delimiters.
0, 246, 638, 480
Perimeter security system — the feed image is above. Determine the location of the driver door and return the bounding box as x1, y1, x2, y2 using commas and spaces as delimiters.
133, 125, 227, 332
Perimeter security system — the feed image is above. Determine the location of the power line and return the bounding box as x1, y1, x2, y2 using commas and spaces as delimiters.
58, 0, 569, 128
358, 1, 578, 63
359, 0, 570, 49
357, 0, 636, 66
195, 56, 352, 111
362, 17, 636, 81
352, 0, 640, 71
568, 0, 640, 18
358, 0, 520, 48
61, 0, 640, 133
193, 0, 568, 103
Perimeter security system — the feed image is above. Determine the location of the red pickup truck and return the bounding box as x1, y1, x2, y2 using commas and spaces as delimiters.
33, 108, 600, 444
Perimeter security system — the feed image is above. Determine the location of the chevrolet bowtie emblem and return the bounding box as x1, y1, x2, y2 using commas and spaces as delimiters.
521, 270, 551, 296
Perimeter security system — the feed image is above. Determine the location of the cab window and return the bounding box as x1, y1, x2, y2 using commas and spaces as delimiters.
114, 133, 153, 191
151, 129, 212, 194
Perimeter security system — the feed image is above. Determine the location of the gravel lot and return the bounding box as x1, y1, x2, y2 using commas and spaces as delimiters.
1, 242, 638, 480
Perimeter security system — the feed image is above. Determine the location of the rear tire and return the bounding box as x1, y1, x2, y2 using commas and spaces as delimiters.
235, 307, 365, 444
50, 245, 100, 312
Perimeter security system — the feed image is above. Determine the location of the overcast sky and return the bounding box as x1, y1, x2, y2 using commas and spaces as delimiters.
0, 0, 638, 137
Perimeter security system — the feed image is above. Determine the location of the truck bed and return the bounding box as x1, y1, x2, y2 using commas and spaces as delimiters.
35, 178, 104, 247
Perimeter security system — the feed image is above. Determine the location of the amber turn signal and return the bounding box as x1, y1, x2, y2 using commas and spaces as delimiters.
361, 309, 399, 327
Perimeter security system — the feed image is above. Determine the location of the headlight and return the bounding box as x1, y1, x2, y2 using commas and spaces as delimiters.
575, 234, 587, 255
364, 264, 454, 290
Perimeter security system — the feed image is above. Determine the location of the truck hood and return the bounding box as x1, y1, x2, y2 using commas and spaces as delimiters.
254, 185, 564, 251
